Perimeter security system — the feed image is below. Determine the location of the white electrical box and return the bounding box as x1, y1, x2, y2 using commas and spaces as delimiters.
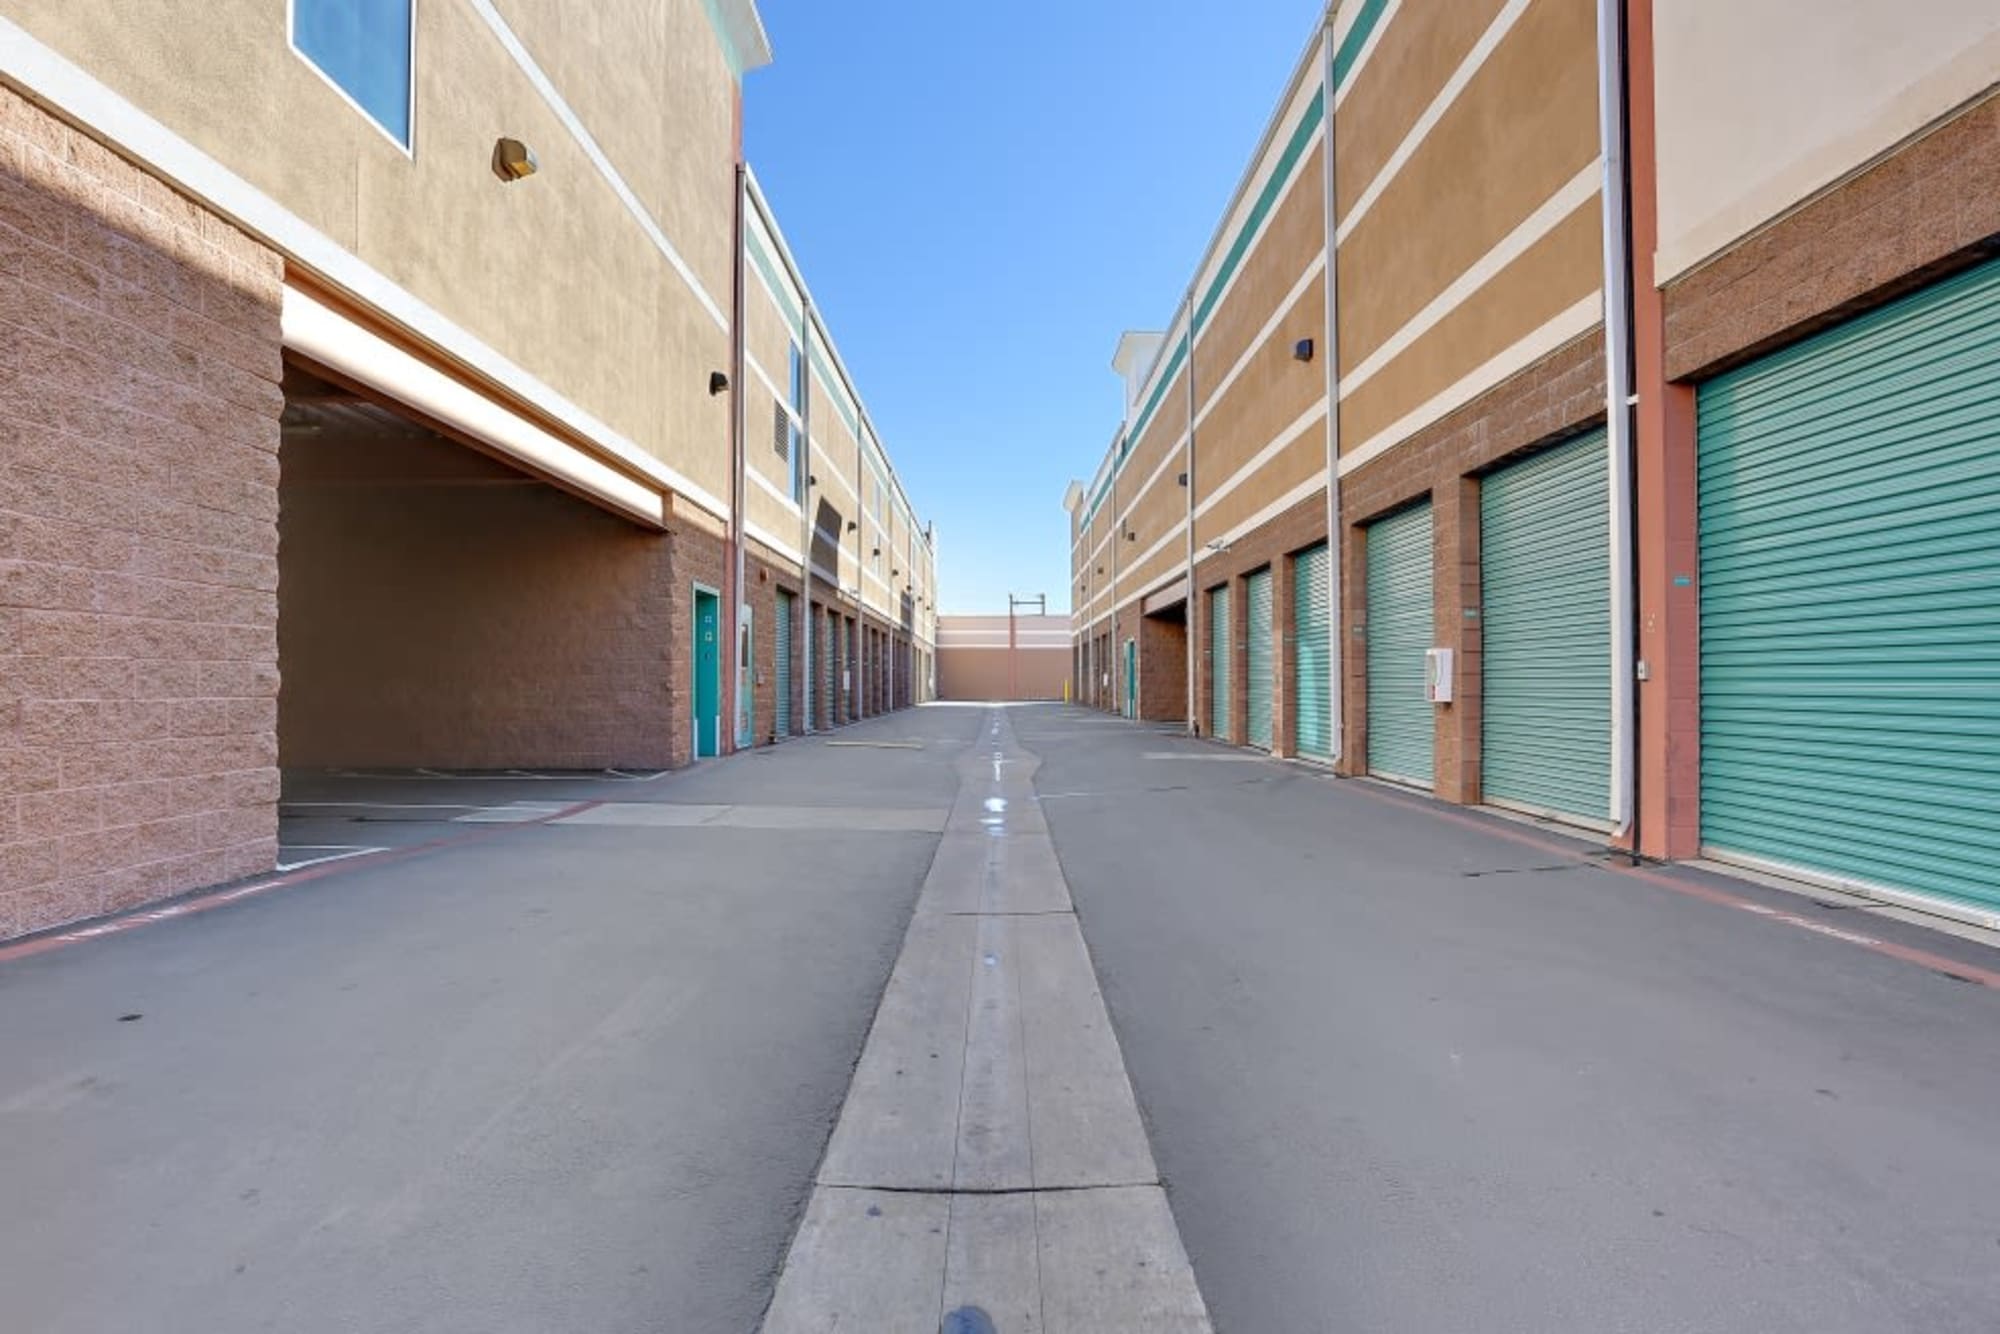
1425, 647, 1454, 703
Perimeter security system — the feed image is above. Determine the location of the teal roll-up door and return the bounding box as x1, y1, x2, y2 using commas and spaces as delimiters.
1294, 543, 1333, 759
1366, 503, 1433, 786
1208, 584, 1231, 740
1480, 431, 1611, 823
1246, 568, 1274, 749
1698, 255, 2000, 916
774, 590, 794, 736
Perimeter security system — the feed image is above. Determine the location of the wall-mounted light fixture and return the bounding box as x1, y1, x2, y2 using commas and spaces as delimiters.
1205, 538, 1232, 553
708, 371, 730, 396
847, 520, 858, 532
1293, 337, 1315, 363
808, 473, 818, 487
872, 546, 882, 557
492, 137, 538, 181
1177, 471, 1189, 487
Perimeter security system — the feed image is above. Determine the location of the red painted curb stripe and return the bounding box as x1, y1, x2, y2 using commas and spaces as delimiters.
1339, 779, 2000, 991
0, 799, 605, 967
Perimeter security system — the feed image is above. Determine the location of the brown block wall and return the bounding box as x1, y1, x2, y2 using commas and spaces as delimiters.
280, 444, 698, 771
1338, 331, 1606, 793
1138, 610, 1187, 723
1, 89, 284, 940
1662, 90, 2000, 382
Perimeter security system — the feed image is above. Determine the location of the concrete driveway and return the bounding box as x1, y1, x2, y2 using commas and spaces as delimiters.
0, 707, 978, 1334
1019, 704, 2000, 1334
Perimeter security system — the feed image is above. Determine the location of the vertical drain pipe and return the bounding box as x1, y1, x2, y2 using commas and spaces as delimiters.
1596, 0, 1640, 845
799, 305, 815, 736
729, 162, 749, 758
1319, 16, 1345, 764
1181, 292, 1198, 734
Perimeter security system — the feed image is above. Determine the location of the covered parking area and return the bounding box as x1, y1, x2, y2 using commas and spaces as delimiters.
275, 289, 702, 860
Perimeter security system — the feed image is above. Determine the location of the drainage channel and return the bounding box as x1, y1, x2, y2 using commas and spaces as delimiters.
759, 708, 1212, 1333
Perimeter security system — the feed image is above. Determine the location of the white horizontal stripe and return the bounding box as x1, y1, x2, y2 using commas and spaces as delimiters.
463, 0, 726, 330
1334, 0, 1402, 107
744, 519, 802, 565
1337, 0, 1531, 244
1343, 162, 1601, 398
0, 18, 733, 522
810, 440, 858, 500
1116, 517, 1190, 590
282, 288, 665, 526
749, 467, 800, 513
1196, 122, 1324, 333
1193, 398, 1329, 520
1195, 253, 1326, 429
1340, 292, 1602, 476
745, 352, 789, 414
1196, 476, 1326, 562
1197, 75, 1327, 303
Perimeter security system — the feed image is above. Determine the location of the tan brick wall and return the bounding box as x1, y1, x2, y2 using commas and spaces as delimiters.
1663, 90, 2000, 382
1, 88, 283, 940
279, 438, 694, 770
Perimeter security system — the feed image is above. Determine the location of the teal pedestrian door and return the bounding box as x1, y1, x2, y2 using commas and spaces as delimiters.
693, 588, 720, 758
1208, 584, 1231, 740
1480, 431, 1611, 824
1366, 504, 1433, 786
1124, 638, 1137, 719
1697, 255, 2000, 916
1293, 543, 1333, 759
774, 590, 794, 737
1246, 568, 1274, 749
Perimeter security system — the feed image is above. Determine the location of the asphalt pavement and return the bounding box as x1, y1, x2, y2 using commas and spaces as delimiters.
0, 707, 979, 1334
1020, 704, 2000, 1334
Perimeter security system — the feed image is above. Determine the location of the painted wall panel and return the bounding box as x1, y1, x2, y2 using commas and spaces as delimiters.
1654, 1, 2000, 280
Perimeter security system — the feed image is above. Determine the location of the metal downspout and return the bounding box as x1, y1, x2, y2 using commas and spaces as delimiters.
1597, 0, 1639, 843
729, 162, 748, 757
1182, 292, 1199, 734
799, 305, 814, 735
1320, 18, 1346, 763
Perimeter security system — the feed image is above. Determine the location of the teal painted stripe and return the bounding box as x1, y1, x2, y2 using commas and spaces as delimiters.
1332, 0, 1391, 89
1192, 85, 1324, 334
1085, 334, 1188, 524
745, 229, 800, 329
1074, 0, 1387, 534
747, 230, 863, 438
807, 341, 860, 436
699, 0, 744, 76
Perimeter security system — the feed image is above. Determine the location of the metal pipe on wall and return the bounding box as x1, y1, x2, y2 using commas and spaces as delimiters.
729, 162, 748, 757
1596, 0, 1640, 841
1319, 17, 1346, 763
1181, 291, 1198, 734
798, 304, 814, 735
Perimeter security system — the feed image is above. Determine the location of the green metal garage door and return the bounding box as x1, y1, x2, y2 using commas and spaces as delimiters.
1208, 584, 1231, 740
1481, 431, 1611, 823
1366, 503, 1433, 786
1294, 543, 1332, 759
775, 589, 794, 737
1698, 254, 2000, 916
1246, 568, 1274, 749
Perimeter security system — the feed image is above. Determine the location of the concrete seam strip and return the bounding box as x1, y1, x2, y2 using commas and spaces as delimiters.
759, 707, 1212, 1330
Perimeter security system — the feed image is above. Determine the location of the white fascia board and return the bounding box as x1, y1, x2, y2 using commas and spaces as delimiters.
283, 287, 666, 527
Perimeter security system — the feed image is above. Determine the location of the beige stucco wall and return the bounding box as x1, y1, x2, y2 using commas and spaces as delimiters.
13, 0, 737, 509
1654, 1, 2000, 280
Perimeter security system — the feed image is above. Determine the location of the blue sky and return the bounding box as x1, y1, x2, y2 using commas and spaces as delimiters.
743, 0, 1324, 614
